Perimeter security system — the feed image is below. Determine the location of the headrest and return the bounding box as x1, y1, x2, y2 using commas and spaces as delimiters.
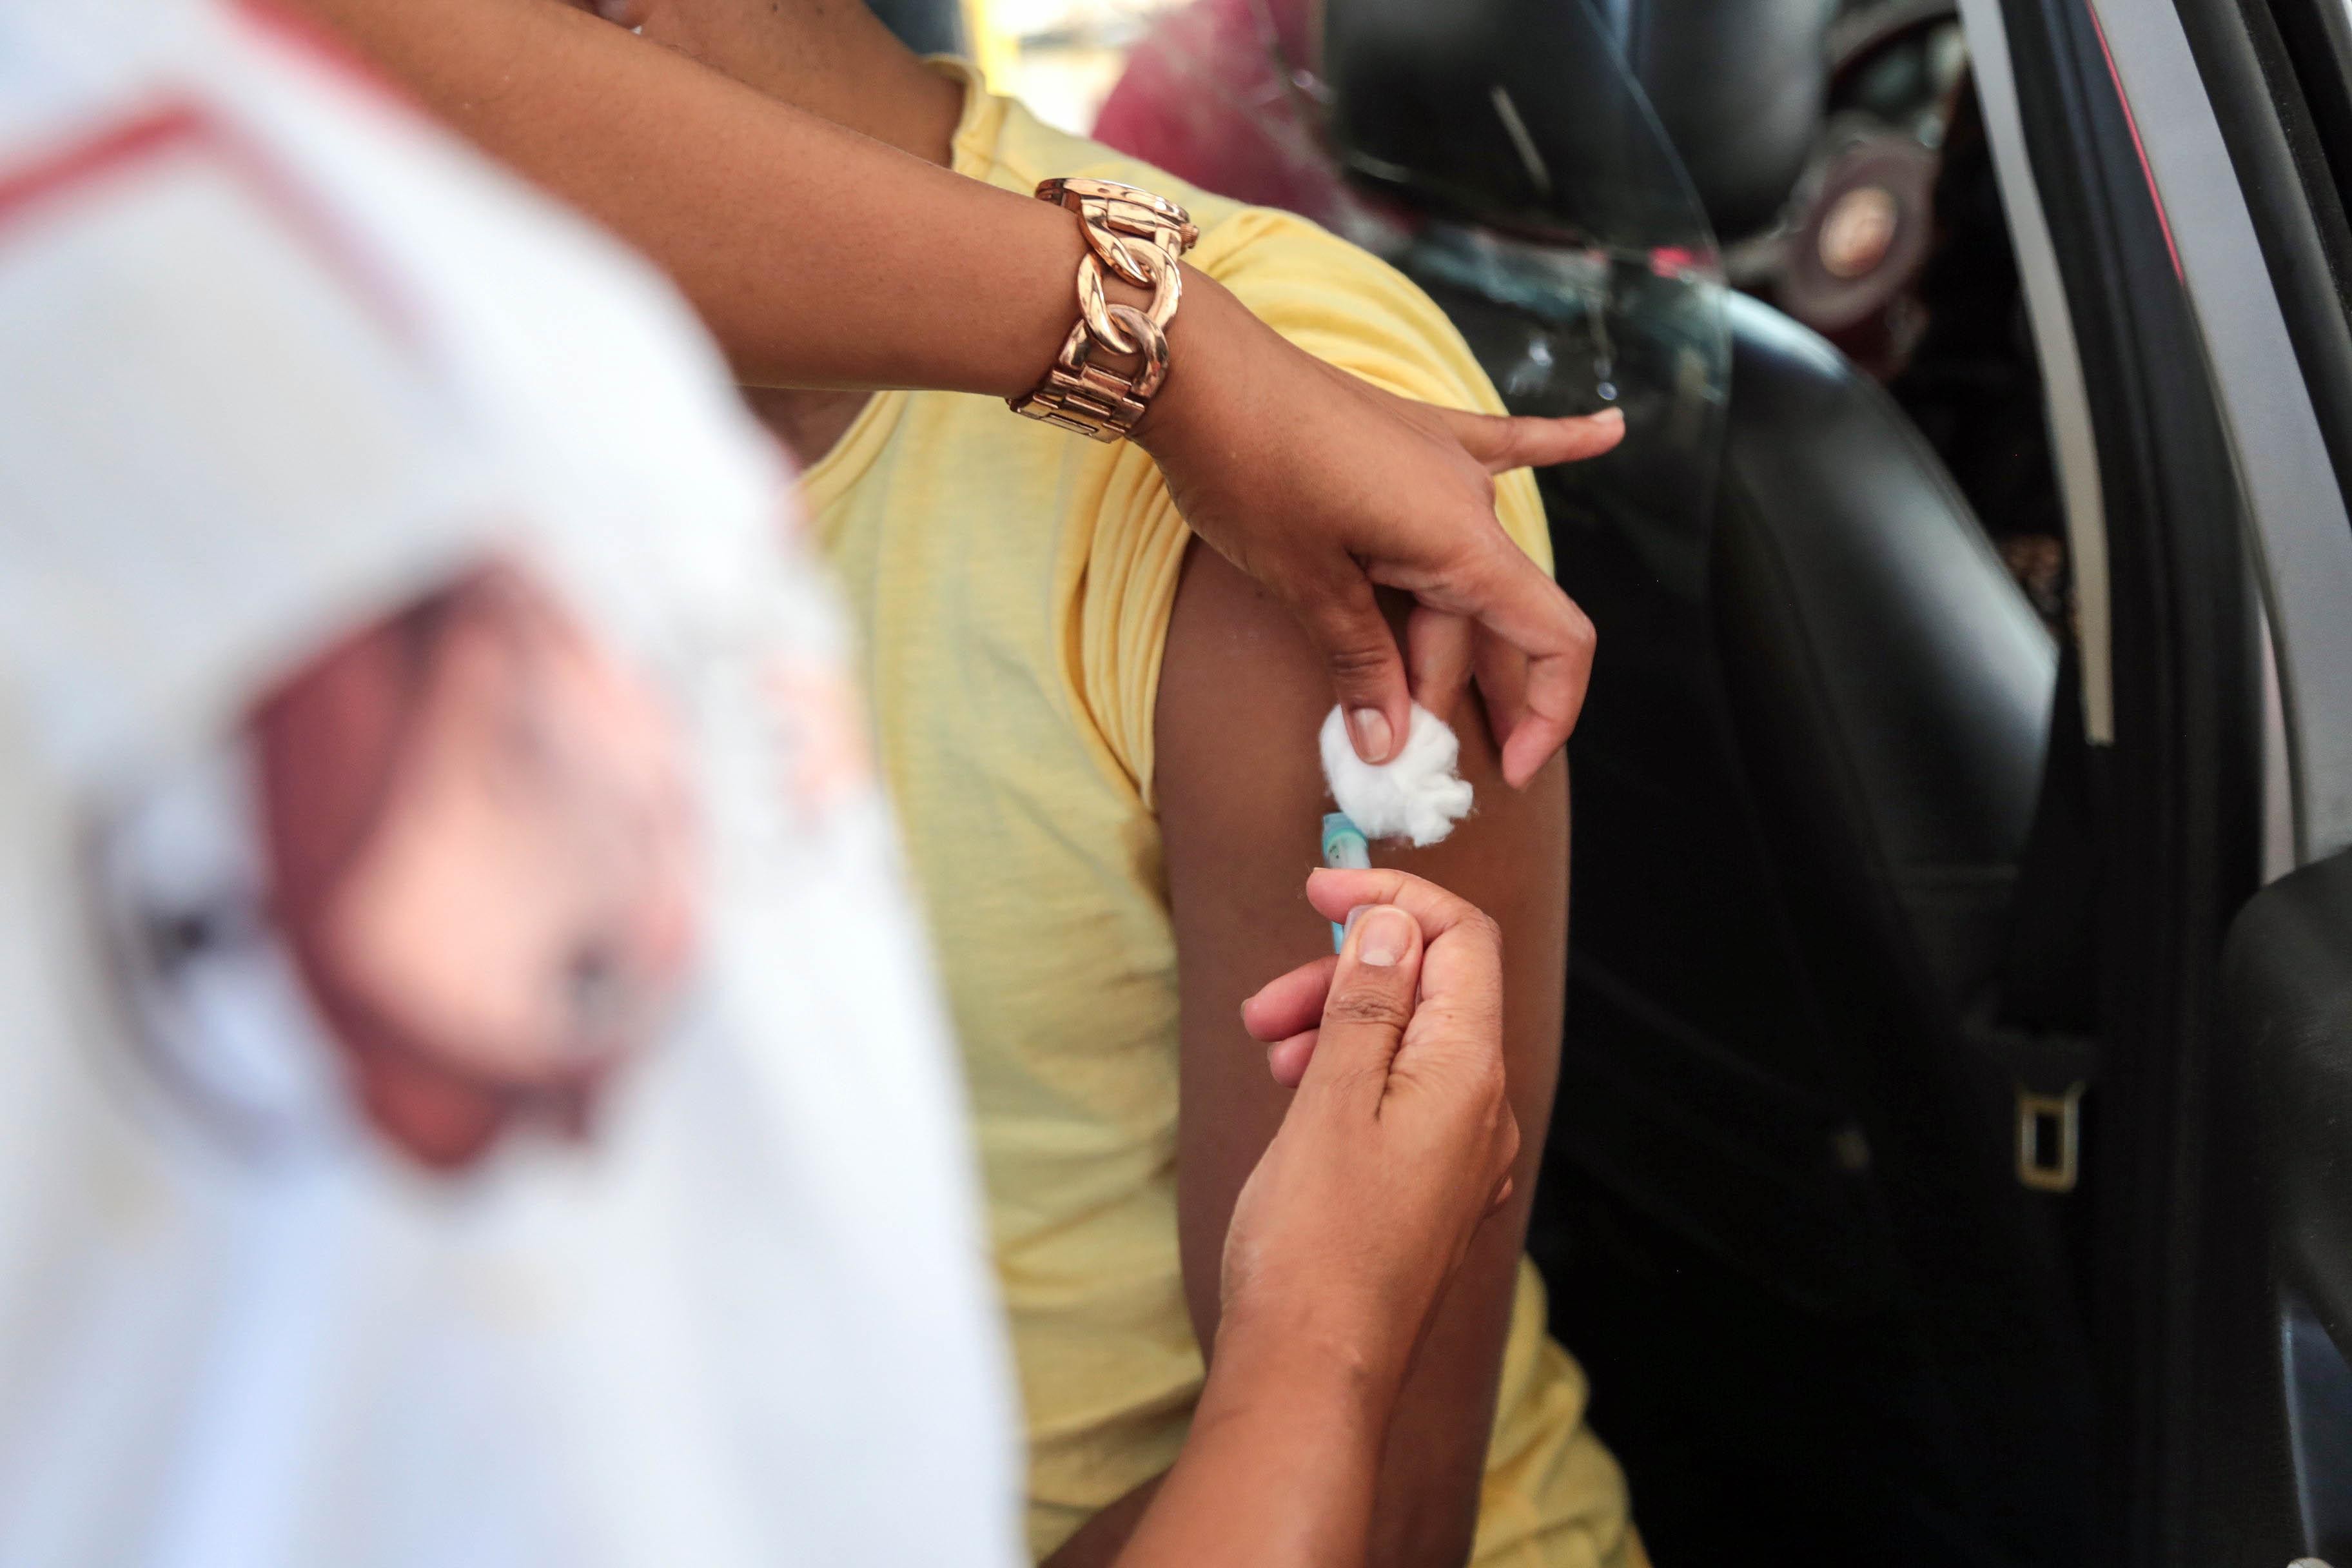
1618, 0, 1838, 239
1323, 0, 1834, 244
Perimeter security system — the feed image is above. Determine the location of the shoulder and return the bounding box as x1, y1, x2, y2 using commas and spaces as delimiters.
975, 87, 1255, 231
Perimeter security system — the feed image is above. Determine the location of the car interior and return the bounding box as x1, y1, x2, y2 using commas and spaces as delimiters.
883, 0, 2352, 1560
1061, 0, 2101, 1556
1316, 3, 2095, 1562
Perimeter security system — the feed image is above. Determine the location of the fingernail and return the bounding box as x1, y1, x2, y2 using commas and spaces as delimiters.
1356, 906, 1412, 967
1595, 407, 1625, 426
1348, 707, 1394, 762
1342, 904, 1373, 938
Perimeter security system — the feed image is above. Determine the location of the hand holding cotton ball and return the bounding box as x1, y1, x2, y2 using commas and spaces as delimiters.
1319, 703, 1474, 847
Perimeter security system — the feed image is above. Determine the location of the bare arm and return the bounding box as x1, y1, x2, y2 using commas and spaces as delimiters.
1116, 871, 1528, 1568
1150, 543, 1570, 1565
280, 0, 1621, 779
289, 0, 1095, 395
1113, 1315, 1389, 1568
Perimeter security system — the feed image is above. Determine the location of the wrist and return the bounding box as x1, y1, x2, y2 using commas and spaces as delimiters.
1124, 1293, 1395, 1567
1126, 264, 1246, 453
1202, 1293, 1408, 1438
1006, 179, 1197, 440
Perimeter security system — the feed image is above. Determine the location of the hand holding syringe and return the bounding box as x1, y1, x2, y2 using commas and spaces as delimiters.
1113, 869, 1520, 1568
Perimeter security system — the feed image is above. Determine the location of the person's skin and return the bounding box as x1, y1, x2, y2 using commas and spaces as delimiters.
1125, 870, 1524, 1567
256, 556, 1527, 1567
1049, 562, 1569, 1568
1124, 560, 1564, 1568
586, 4, 1574, 1556
275, 0, 1620, 785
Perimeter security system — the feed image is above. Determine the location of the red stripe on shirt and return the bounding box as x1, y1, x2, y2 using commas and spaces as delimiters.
0, 99, 422, 349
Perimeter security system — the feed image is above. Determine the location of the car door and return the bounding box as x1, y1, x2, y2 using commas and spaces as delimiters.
1979, 0, 2352, 1559
2167, 0, 2352, 1556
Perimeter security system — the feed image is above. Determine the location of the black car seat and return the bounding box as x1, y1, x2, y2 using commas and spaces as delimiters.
863, 0, 965, 59
1613, 0, 1838, 243
1322, 2, 2093, 1563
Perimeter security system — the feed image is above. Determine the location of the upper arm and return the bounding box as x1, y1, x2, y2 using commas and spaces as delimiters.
1154, 540, 1568, 1565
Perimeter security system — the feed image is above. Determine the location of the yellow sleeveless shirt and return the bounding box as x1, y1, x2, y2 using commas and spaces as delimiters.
799, 65, 1640, 1568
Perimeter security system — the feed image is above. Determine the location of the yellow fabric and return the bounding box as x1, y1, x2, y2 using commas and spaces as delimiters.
799, 64, 1638, 1567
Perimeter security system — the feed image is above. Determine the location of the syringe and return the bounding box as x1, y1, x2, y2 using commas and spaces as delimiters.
1320, 812, 1370, 953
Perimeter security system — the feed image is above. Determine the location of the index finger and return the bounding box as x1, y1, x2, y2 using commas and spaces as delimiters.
1398, 534, 1596, 787
1458, 547, 1595, 788
1253, 866, 1496, 1048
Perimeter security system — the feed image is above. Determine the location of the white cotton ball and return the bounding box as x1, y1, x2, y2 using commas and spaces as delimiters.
1318, 703, 1475, 848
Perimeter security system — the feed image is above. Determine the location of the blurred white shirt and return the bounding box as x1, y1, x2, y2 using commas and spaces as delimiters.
0, 3, 1022, 1563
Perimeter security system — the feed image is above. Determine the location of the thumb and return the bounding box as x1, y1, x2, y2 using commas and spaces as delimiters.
1297, 573, 1411, 765
1300, 904, 1424, 1104
1441, 406, 1626, 476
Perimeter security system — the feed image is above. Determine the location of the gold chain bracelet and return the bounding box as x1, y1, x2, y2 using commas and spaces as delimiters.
1009, 177, 1200, 442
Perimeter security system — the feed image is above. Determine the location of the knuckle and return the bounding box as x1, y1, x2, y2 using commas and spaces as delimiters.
1321, 638, 1398, 684
1322, 984, 1413, 1033
1463, 505, 1508, 552
1461, 907, 1505, 956
1405, 869, 1469, 915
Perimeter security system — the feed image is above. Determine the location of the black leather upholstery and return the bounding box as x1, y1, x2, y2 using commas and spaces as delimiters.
863, 0, 963, 58
1321, 3, 2091, 1554
2231, 852, 2352, 1380
1399, 284, 2086, 1562
1321, 0, 1833, 242
2195, 849, 2352, 1562
1322, 0, 1718, 248
1712, 294, 2053, 1012
1707, 297, 2095, 1563
1616, 0, 1838, 240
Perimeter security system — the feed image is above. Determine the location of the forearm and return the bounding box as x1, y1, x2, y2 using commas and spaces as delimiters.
289, 0, 1100, 393
1116, 1320, 1391, 1568
1355, 745, 1565, 1567
1360, 1153, 1540, 1565
1043, 1475, 1161, 1568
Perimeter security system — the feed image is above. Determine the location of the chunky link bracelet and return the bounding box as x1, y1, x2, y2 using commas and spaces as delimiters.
1009, 177, 1201, 442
